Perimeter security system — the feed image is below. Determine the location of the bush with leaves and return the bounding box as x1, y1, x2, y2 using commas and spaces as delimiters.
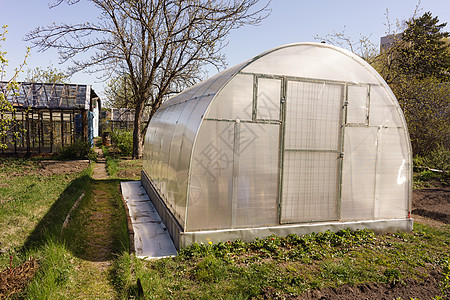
414, 145, 450, 172
110, 129, 133, 156
413, 145, 449, 188
57, 139, 97, 161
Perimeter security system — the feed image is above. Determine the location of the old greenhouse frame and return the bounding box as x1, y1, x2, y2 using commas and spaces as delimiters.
142, 43, 413, 249
1, 82, 100, 155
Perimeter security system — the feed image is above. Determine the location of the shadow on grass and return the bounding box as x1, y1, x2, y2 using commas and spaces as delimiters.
22, 175, 129, 262
22, 174, 91, 253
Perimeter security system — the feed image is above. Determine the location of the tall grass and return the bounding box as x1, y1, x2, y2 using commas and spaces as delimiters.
24, 239, 74, 299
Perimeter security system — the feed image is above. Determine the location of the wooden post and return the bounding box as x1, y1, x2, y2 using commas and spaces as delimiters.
26, 110, 30, 156
41, 111, 45, 153
50, 109, 53, 153
70, 109, 73, 145
38, 111, 42, 153
82, 110, 87, 143
61, 111, 64, 147
13, 110, 17, 155
32, 111, 36, 151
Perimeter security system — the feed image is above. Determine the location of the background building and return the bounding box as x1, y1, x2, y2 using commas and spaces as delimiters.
1, 82, 100, 155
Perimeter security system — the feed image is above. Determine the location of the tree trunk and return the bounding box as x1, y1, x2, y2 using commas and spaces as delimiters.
132, 98, 145, 159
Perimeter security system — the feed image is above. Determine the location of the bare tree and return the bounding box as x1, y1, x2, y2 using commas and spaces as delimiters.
104, 73, 135, 109
314, 26, 379, 63
26, 0, 271, 158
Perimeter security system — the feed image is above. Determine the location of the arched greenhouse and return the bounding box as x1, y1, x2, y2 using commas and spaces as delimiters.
141, 43, 413, 250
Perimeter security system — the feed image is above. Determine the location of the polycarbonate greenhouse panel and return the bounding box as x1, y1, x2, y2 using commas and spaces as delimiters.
285, 81, 343, 151
167, 99, 202, 222
369, 85, 404, 127
142, 93, 216, 226
256, 78, 281, 120
347, 85, 369, 125
187, 120, 280, 231
241, 45, 379, 84
375, 127, 410, 218
187, 120, 235, 231
206, 74, 254, 121
159, 106, 177, 200
282, 151, 339, 223
235, 123, 279, 228
281, 79, 343, 223
341, 127, 378, 220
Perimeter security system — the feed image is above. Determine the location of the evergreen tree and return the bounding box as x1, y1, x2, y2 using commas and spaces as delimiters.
398, 12, 450, 81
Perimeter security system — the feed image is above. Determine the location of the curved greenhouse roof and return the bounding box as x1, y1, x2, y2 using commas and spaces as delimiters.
141, 43, 413, 249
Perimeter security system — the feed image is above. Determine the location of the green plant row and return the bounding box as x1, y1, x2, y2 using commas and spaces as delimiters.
179, 229, 376, 262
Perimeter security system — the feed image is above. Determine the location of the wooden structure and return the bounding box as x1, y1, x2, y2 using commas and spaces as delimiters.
109, 108, 135, 131
1, 82, 100, 155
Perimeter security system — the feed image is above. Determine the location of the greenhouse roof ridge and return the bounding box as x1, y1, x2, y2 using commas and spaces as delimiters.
161, 42, 390, 110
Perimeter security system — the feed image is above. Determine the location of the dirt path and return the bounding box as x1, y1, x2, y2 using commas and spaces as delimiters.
68, 146, 120, 298
92, 147, 108, 180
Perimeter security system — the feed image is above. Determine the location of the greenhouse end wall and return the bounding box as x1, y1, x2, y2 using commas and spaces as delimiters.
142, 43, 413, 249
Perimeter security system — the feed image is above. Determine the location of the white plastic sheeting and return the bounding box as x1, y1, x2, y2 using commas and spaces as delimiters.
121, 181, 177, 259
142, 43, 412, 241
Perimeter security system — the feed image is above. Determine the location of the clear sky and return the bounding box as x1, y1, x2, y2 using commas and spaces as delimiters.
1, 0, 449, 98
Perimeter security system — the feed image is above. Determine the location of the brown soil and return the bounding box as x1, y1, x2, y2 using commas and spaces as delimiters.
0, 259, 38, 299
38, 160, 90, 176
7, 160, 90, 177
412, 187, 449, 225
297, 270, 441, 299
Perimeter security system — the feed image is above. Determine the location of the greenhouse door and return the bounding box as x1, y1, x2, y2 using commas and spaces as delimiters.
280, 80, 344, 223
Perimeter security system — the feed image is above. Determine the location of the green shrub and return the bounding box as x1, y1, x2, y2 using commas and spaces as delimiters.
110, 130, 133, 156
414, 145, 450, 172
57, 139, 97, 161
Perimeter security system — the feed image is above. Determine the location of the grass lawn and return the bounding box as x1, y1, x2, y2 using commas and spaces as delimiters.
0, 158, 129, 299
0, 156, 448, 299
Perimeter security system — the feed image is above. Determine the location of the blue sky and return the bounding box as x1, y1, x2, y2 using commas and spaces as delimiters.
1, 0, 449, 98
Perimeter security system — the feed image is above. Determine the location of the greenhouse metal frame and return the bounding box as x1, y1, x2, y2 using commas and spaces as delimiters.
141, 43, 413, 249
